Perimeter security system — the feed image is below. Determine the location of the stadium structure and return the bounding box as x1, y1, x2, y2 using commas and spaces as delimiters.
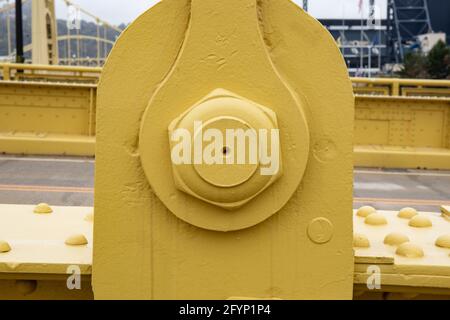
314, 0, 450, 76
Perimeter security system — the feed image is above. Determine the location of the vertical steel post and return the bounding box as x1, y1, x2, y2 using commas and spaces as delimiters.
15, 0, 24, 63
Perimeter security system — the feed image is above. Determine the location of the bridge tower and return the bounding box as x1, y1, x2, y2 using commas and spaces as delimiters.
31, 0, 59, 65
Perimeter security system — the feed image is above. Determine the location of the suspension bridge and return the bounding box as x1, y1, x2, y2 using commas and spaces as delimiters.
0, 0, 123, 66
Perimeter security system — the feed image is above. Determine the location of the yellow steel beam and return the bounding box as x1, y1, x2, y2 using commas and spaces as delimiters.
93, 0, 355, 300
352, 77, 450, 88
352, 208, 450, 299
0, 63, 101, 83
0, 80, 449, 169
353, 95, 450, 169
2, 62, 450, 98
3, 63, 450, 98
402, 87, 450, 98
0, 63, 102, 74
0, 204, 93, 300
0, 133, 95, 156
352, 77, 450, 97
0, 81, 96, 156
354, 146, 450, 170
1, 204, 449, 300
1, 80, 449, 170
57, 35, 116, 46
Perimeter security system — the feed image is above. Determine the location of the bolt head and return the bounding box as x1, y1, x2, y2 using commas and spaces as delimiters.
168, 89, 282, 210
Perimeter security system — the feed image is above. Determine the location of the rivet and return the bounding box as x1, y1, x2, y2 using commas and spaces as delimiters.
84, 211, 94, 222
312, 139, 337, 162
364, 213, 387, 226
353, 233, 370, 248
384, 233, 409, 246
0, 240, 11, 253
356, 206, 376, 218
435, 235, 450, 249
33, 203, 53, 214
441, 206, 449, 217
65, 234, 88, 246
396, 243, 424, 258
397, 207, 418, 219
307, 217, 334, 244
15, 280, 37, 296
408, 215, 432, 228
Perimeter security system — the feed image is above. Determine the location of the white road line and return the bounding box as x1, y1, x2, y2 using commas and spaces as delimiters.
354, 182, 405, 191
354, 169, 450, 178
0, 156, 94, 164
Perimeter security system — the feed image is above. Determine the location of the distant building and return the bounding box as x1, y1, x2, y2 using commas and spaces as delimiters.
318, 0, 448, 77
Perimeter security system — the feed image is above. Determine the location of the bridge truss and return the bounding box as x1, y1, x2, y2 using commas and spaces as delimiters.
387, 0, 433, 63
0, 0, 123, 66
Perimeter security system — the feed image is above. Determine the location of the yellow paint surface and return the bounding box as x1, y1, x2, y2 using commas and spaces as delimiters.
0, 204, 92, 274
0, 204, 93, 299
1, 71, 449, 172
94, 0, 354, 299
354, 209, 450, 293
0, 203, 448, 299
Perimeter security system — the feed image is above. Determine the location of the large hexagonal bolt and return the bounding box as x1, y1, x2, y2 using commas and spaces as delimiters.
168, 89, 283, 210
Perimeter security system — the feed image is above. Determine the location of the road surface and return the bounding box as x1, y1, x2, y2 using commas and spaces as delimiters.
0, 155, 449, 212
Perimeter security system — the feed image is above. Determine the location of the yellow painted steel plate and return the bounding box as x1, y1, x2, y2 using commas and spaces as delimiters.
354, 209, 450, 290
0, 204, 93, 275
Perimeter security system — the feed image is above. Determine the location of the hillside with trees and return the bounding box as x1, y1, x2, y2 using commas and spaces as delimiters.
0, 4, 125, 62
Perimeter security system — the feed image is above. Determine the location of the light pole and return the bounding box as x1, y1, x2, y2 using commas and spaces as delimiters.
15, 0, 24, 63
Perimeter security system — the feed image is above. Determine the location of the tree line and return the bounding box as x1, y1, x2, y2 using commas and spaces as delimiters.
397, 40, 450, 79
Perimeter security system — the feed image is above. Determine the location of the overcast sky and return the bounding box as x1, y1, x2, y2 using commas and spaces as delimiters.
53, 0, 388, 26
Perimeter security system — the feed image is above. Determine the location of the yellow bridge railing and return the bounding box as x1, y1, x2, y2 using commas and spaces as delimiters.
0, 63, 102, 84
352, 77, 450, 97
2, 63, 450, 97
0, 63, 450, 97
1, 64, 450, 170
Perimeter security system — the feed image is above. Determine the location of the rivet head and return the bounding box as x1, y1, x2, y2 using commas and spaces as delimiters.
364, 213, 387, 226
307, 218, 334, 244
15, 280, 37, 296
356, 206, 376, 218
442, 211, 450, 222
384, 233, 409, 246
408, 215, 432, 228
396, 243, 424, 258
84, 211, 94, 222
398, 207, 418, 219
33, 203, 53, 214
435, 235, 450, 249
353, 233, 370, 248
65, 234, 88, 246
441, 206, 449, 220
0, 240, 11, 253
